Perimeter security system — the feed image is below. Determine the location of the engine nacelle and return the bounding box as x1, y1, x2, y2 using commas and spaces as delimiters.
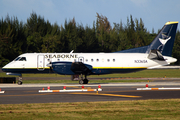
51, 61, 93, 75
52, 62, 75, 75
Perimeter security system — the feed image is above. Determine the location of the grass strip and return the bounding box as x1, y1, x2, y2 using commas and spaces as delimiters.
1, 69, 180, 78
0, 69, 180, 84
0, 99, 180, 120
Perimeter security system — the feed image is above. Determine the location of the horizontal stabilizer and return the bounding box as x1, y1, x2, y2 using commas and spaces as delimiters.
148, 50, 165, 61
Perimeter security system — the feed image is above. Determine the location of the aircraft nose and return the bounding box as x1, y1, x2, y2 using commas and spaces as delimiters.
1, 64, 9, 72
2, 66, 6, 72
1, 67, 5, 72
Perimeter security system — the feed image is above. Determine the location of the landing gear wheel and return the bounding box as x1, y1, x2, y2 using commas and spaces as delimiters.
79, 80, 84, 84
79, 74, 89, 84
83, 79, 89, 84
18, 81, 22, 85
18, 77, 23, 85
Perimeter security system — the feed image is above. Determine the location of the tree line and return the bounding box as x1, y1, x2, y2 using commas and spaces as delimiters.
0, 12, 180, 67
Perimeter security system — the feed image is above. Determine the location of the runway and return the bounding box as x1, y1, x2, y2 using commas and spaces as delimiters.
0, 81, 180, 104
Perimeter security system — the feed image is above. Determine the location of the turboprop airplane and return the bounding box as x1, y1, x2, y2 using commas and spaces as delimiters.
2, 21, 179, 85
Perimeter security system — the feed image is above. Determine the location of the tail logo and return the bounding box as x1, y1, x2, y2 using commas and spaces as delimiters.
159, 33, 171, 45
158, 33, 171, 52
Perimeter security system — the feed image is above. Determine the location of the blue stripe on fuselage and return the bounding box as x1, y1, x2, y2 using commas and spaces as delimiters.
1, 68, 52, 73
2, 67, 147, 75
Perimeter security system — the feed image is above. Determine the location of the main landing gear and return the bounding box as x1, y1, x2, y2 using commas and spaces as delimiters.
79, 74, 89, 84
18, 76, 23, 85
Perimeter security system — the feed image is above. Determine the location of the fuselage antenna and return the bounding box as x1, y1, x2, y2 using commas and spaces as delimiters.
70, 50, 74, 53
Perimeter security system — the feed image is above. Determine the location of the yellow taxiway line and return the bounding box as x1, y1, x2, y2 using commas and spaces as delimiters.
71, 93, 141, 98
0, 92, 141, 98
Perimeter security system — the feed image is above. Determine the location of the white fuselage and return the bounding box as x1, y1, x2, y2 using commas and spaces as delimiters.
2, 52, 177, 75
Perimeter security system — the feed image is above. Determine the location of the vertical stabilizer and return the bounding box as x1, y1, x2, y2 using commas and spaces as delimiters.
146, 21, 178, 56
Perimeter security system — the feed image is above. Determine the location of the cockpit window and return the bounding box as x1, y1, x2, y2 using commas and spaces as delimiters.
19, 57, 26, 61
14, 57, 21, 61
14, 57, 27, 61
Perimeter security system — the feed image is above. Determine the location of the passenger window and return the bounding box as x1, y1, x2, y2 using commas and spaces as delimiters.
86, 59, 88, 62
107, 59, 110, 62
97, 59, 99, 62
113, 59, 115, 62
91, 59, 93, 62
19, 57, 26, 61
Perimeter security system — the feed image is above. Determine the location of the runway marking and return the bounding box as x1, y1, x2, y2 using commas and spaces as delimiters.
0, 91, 141, 98
70, 93, 141, 98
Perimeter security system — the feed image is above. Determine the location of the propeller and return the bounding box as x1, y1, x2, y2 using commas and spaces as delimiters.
47, 61, 53, 73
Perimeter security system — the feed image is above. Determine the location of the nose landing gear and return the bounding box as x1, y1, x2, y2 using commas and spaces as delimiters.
18, 76, 23, 85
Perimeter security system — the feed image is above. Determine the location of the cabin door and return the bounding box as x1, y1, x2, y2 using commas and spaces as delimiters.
37, 55, 45, 71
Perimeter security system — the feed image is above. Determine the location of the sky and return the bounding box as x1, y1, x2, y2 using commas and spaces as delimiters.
0, 0, 180, 33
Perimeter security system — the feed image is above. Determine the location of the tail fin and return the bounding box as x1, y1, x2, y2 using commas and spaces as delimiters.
115, 21, 178, 57
146, 21, 178, 56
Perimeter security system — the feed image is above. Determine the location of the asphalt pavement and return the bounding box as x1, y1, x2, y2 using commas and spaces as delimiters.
1, 81, 180, 104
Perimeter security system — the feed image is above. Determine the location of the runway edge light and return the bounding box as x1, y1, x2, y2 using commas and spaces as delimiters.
98, 85, 102, 91
47, 86, 50, 91
63, 86, 66, 90
0, 88, 5, 93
